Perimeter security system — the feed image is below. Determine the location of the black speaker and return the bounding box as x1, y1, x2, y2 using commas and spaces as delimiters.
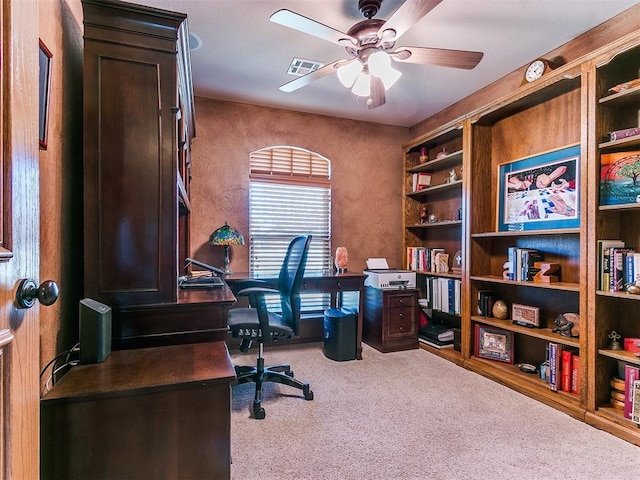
79, 298, 112, 364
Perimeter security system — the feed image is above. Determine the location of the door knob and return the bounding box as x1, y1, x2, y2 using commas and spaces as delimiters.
16, 279, 59, 309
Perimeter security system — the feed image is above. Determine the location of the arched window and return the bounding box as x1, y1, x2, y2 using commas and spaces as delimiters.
249, 146, 331, 312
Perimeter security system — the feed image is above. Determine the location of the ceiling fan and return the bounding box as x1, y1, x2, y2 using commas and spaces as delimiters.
270, 0, 483, 109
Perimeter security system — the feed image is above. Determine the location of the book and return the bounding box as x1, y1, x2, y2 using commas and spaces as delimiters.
571, 354, 580, 394
429, 248, 445, 273
418, 335, 454, 349
625, 250, 636, 285
419, 322, 454, 342
477, 290, 494, 317
597, 240, 624, 290
548, 342, 564, 392
607, 126, 640, 141
561, 349, 573, 392
611, 247, 634, 291
624, 364, 640, 419
521, 249, 545, 281
632, 380, 640, 425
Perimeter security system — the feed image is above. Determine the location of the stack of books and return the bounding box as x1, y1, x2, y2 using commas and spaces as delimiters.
419, 322, 454, 349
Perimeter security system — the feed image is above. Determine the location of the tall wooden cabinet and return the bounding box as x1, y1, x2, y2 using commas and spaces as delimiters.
83, 0, 195, 308
81, 0, 229, 350
403, 29, 640, 445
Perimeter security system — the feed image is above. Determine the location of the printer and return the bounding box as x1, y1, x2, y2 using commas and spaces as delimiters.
363, 258, 416, 290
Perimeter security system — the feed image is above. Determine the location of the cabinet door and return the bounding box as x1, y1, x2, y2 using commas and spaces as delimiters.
83, 33, 178, 305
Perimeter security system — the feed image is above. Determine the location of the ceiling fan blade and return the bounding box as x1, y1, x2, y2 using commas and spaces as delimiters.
368, 76, 386, 109
270, 9, 358, 47
391, 46, 483, 69
378, 0, 443, 42
279, 59, 352, 93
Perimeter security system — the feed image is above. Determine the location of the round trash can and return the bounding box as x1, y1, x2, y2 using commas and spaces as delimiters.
323, 307, 356, 361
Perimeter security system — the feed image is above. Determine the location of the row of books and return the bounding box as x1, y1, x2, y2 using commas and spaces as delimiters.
597, 240, 640, 291
406, 246, 448, 273
547, 343, 580, 395
424, 277, 461, 315
505, 247, 544, 282
411, 172, 431, 192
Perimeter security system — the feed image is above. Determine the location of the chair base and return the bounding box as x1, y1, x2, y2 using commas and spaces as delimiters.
234, 345, 313, 419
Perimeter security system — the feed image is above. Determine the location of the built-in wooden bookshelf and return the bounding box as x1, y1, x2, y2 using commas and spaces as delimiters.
402, 122, 466, 365
402, 26, 640, 446
585, 37, 640, 446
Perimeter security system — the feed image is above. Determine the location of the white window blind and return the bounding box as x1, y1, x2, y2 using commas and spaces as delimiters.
249, 147, 331, 313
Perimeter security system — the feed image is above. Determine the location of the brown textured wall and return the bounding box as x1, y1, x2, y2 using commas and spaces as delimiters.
39, 0, 84, 376
189, 99, 411, 274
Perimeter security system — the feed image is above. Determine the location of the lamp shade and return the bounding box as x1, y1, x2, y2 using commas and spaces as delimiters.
337, 59, 363, 88
209, 222, 245, 246
351, 72, 371, 97
369, 51, 402, 90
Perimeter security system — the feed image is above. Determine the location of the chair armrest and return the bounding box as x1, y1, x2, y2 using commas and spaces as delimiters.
228, 279, 266, 296
236, 286, 279, 313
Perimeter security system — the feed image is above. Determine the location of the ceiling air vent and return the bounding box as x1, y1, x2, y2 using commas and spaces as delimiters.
287, 58, 324, 76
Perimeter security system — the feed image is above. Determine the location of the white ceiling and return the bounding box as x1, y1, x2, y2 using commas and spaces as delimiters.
132, 0, 640, 128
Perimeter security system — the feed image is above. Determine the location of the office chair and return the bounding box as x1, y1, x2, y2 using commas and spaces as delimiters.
228, 235, 314, 419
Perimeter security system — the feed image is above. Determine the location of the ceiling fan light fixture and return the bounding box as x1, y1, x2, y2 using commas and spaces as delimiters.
337, 59, 363, 88
351, 72, 371, 97
368, 51, 402, 90
379, 67, 402, 90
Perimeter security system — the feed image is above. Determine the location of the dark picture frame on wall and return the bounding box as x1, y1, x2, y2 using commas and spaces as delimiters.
39, 39, 52, 150
497, 144, 580, 232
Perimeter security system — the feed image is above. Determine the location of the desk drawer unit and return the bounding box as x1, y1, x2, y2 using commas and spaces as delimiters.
363, 287, 418, 353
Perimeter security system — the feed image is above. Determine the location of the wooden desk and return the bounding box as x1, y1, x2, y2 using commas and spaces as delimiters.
41, 342, 235, 480
227, 272, 366, 359
112, 285, 237, 349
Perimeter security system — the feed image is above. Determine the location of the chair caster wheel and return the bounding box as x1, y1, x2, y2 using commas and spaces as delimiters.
253, 401, 265, 420
303, 386, 314, 401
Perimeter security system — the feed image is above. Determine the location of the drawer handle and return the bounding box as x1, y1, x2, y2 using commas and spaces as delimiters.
336, 281, 342, 288
399, 313, 404, 319
399, 326, 404, 332
399, 299, 405, 304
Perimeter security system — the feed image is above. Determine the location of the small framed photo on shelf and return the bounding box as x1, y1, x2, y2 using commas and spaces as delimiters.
497, 144, 580, 232
474, 324, 514, 364
599, 150, 640, 207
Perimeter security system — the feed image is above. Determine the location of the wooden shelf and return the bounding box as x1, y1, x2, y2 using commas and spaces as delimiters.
407, 149, 463, 174
470, 275, 580, 292
598, 203, 640, 212
472, 316, 580, 347
596, 289, 640, 300
598, 84, 640, 107
416, 270, 462, 280
598, 135, 640, 151
472, 228, 580, 238
407, 220, 462, 229
598, 349, 640, 364
418, 339, 464, 366
406, 179, 462, 198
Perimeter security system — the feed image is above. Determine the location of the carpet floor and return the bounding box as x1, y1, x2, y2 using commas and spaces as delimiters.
230, 343, 640, 480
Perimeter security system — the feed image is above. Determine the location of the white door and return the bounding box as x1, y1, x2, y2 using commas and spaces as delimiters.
1, 0, 42, 478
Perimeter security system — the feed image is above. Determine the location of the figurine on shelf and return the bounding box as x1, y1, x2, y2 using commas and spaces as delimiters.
419, 147, 428, 163
419, 204, 428, 224
448, 169, 458, 183
608, 331, 622, 350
